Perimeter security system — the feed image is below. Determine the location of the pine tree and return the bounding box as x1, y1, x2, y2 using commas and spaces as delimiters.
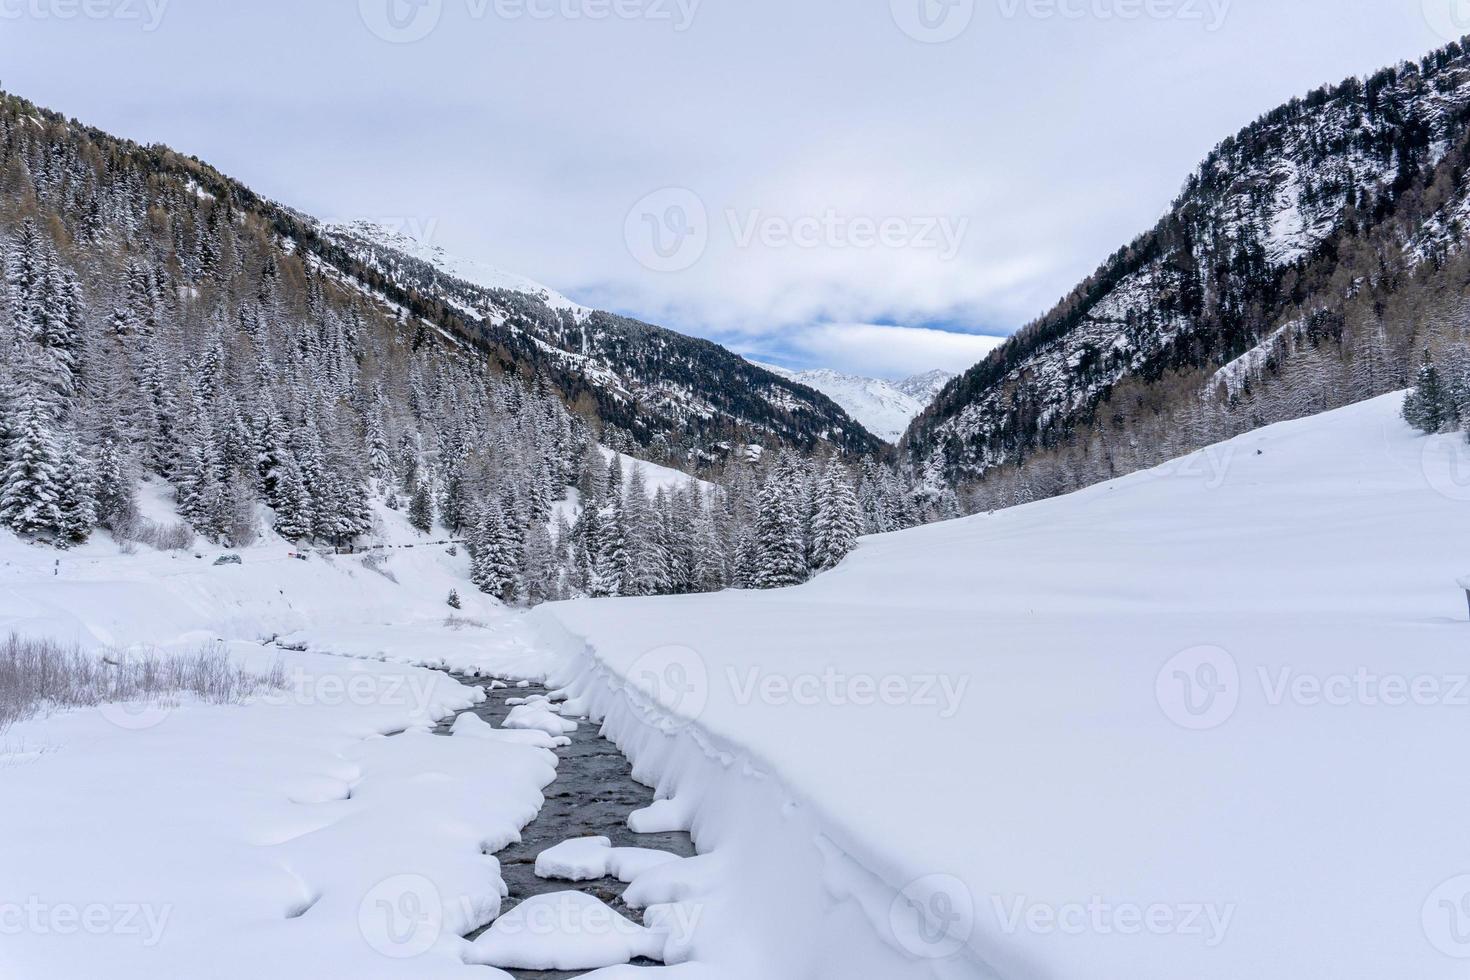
55, 437, 98, 546
408, 479, 434, 534
753, 476, 807, 590
1403, 350, 1450, 434
0, 393, 63, 536
811, 459, 861, 571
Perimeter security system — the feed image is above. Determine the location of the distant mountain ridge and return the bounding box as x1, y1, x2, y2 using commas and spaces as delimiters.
324, 222, 884, 463
753, 363, 956, 442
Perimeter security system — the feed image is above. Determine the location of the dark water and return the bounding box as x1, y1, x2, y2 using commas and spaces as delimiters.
434, 677, 696, 979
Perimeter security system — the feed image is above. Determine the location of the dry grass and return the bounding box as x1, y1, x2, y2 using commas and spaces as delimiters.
0, 635, 285, 732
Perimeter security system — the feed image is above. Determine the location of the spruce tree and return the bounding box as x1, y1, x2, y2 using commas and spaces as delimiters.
0, 393, 63, 536
1403, 350, 1450, 434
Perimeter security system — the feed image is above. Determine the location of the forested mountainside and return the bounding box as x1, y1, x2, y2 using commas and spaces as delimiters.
325, 222, 883, 460
906, 39, 1470, 507
0, 91, 938, 605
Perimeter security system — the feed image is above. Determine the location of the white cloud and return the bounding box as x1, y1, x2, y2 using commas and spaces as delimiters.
737, 323, 1007, 380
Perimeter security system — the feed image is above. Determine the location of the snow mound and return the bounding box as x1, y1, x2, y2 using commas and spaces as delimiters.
535, 836, 681, 883
468, 891, 665, 971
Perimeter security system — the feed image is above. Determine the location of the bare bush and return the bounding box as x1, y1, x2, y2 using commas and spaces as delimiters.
360, 551, 398, 583
444, 614, 488, 630
0, 635, 286, 732
116, 519, 196, 552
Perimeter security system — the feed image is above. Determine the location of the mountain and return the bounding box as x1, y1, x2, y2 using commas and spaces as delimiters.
753, 364, 955, 442
905, 39, 1470, 506
322, 223, 883, 464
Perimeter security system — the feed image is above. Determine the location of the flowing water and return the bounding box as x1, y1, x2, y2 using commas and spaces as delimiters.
434, 677, 695, 979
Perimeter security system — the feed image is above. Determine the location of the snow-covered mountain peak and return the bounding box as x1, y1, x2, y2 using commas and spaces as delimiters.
750, 363, 956, 443
323, 219, 590, 318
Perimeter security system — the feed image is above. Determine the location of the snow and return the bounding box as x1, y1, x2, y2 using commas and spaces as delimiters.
0, 483, 565, 979
467, 891, 666, 971
0, 646, 556, 980
750, 363, 955, 442
535, 836, 681, 883
325, 220, 590, 319
532, 393, 1470, 980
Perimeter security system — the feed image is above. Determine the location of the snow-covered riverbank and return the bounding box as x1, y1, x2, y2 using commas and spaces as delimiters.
530, 393, 1470, 980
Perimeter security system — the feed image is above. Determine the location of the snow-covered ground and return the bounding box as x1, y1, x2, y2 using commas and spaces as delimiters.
532, 393, 1470, 979
0, 484, 565, 979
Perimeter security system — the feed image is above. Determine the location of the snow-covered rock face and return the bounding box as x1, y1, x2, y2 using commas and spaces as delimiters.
321, 224, 881, 460
754, 363, 956, 442
911, 48, 1470, 481
323, 220, 590, 319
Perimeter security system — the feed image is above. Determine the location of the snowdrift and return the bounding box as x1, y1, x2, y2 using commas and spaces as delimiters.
533, 393, 1470, 980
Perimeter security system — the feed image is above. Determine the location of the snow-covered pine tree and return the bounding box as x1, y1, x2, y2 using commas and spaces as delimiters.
1403, 350, 1450, 434
752, 473, 807, 590
811, 458, 861, 571
0, 390, 63, 536
408, 479, 434, 534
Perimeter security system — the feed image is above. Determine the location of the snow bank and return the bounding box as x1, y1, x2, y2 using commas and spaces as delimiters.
0, 482, 563, 978
531, 393, 1470, 980
0, 646, 556, 979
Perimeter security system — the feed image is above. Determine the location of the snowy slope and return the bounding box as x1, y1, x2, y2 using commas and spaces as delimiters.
325, 220, 590, 318
533, 393, 1470, 980
754, 363, 955, 442
0, 485, 569, 979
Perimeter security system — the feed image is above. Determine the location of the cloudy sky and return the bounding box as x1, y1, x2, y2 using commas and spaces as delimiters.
0, 0, 1453, 378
